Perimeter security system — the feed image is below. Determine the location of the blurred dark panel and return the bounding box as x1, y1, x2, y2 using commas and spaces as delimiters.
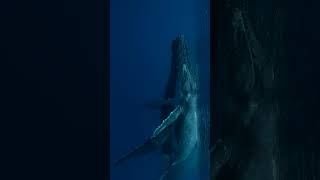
0, 0, 106, 179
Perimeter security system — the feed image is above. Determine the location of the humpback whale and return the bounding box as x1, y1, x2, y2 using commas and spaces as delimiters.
115, 35, 210, 179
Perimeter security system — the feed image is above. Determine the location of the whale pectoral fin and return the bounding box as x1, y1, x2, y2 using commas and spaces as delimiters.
152, 105, 183, 138
115, 139, 157, 166
116, 106, 183, 167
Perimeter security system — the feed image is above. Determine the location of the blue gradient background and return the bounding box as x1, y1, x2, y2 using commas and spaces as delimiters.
110, 0, 210, 179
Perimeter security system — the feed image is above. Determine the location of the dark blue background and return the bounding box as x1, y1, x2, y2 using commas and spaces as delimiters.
110, 0, 210, 179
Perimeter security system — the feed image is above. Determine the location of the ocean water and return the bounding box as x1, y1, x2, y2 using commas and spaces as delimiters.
110, 0, 210, 179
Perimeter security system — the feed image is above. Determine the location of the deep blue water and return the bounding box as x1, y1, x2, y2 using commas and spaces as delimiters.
110, 0, 210, 179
